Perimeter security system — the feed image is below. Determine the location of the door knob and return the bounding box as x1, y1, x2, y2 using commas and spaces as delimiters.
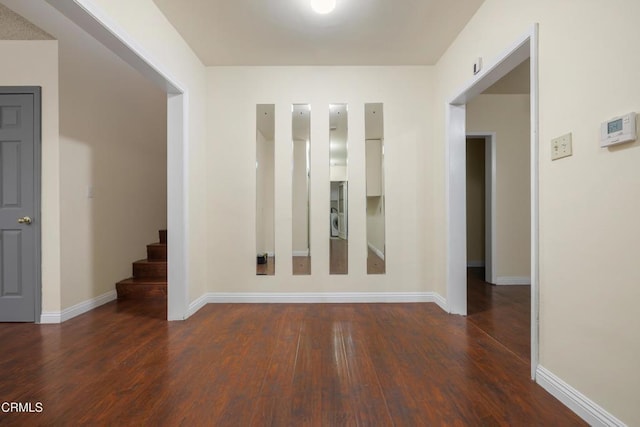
17, 216, 32, 225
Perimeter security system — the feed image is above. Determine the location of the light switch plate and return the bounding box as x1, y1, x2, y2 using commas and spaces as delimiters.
551, 133, 572, 160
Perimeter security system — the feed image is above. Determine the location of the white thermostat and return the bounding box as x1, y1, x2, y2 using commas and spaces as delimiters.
600, 112, 636, 147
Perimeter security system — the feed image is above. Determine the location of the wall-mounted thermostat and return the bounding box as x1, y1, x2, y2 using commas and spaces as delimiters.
600, 112, 636, 147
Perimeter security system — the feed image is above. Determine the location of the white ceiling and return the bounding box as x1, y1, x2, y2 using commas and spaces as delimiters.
152, 0, 485, 66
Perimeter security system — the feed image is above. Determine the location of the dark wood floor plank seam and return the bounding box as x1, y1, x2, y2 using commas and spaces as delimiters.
466, 318, 531, 366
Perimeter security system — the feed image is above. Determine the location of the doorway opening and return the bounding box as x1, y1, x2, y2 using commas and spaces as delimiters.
44, 0, 190, 320
446, 25, 539, 378
465, 132, 530, 362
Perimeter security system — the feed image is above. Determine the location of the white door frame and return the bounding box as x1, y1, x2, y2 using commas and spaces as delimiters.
465, 132, 497, 285
446, 24, 539, 378
47, 0, 190, 320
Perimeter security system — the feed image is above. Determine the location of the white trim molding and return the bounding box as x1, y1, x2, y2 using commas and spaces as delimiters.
495, 276, 531, 285
185, 293, 209, 319
40, 290, 116, 324
467, 260, 485, 268
367, 242, 385, 261
292, 250, 309, 257
536, 366, 626, 427
431, 292, 449, 313
187, 292, 449, 317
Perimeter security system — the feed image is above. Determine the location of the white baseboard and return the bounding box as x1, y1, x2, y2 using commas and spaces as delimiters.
432, 292, 449, 313
367, 242, 385, 260
292, 250, 309, 257
467, 260, 485, 267
40, 290, 117, 324
495, 276, 530, 285
536, 365, 625, 427
185, 293, 209, 319
187, 291, 448, 317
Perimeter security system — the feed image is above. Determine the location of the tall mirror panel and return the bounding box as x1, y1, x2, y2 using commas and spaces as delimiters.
256, 104, 275, 275
329, 104, 348, 274
292, 104, 311, 275
365, 103, 386, 274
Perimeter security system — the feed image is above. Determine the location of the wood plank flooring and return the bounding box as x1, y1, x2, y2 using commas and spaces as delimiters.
467, 267, 531, 362
0, 299, 585, 426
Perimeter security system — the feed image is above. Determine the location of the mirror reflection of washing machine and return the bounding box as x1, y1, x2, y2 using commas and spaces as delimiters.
330, 212, 339, 237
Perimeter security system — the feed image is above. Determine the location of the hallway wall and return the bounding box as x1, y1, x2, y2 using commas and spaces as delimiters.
435, 0, 640, 423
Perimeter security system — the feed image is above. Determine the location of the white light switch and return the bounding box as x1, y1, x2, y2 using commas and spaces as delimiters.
87, 186, 95, 199
551, 133, 572, 160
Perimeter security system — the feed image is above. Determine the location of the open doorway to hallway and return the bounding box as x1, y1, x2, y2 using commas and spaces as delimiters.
465, 58, 531, 361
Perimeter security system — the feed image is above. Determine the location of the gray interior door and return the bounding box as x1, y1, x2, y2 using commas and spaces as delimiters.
0, 91, 38, 322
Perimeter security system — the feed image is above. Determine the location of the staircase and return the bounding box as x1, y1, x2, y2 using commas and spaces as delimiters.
116, 230, 167, 299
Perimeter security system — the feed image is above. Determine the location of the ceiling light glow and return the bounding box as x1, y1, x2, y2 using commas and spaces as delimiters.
310, 0, 336, 14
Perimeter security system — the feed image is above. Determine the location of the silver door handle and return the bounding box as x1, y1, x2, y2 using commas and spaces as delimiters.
17, 216, 32, 225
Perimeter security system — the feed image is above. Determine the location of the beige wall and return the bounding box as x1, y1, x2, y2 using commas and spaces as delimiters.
207, 66, 432, 292
0, 40, 60, 312
58, 25, 167, 308
435, 0, 640, 423
467, 94, 530, 279
465, 138, 484, 265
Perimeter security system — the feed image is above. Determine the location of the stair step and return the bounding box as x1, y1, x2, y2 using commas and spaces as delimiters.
116, 277, 167, 299
147, 243, 167, 261
159, 229, 167, 244
133, 259, 167, 279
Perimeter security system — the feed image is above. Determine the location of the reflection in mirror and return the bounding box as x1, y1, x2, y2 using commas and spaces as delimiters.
365, 103, 385, 274
329, 104, 348, 274
292, 105, 311, 275
256, 104, 275, 275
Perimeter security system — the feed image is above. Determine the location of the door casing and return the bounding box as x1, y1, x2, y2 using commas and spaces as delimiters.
445, 25, 539, 379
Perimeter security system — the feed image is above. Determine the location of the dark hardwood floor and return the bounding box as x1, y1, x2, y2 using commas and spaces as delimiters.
0, 299, 585, 425
467, 267, 531, 362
